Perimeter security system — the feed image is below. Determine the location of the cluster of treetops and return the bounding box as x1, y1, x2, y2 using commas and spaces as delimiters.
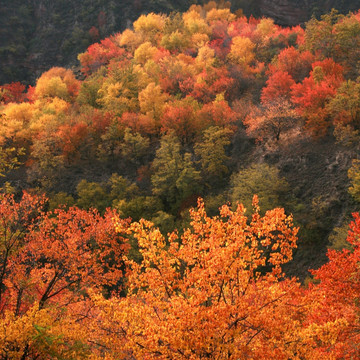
1, 185, 360, 358
0, 3, 360, 356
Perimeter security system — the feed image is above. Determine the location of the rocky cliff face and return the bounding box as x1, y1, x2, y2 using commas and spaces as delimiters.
259, 0, 309, 26
0, 0, 358, 85
257, 0, 359, 26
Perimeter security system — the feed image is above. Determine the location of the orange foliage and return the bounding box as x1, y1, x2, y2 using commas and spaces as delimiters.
268, 46, 314, 82
160, 100, 201, 142
119, 111, 157, 135
97, 197, 304, 359
56, 121, 88, 159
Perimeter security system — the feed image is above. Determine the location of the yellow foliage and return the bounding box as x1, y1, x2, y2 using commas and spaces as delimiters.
36, 76, 69, 100
29, 113, 57, 133
133, 13, 165, 44
1, 102, 34, 141
3, 102, 33, 124
143, 60, 162, 80
117, 29, 142, 51
35, 97, 70, 115
160, 30, 190, 52
196, 45, 216, 67
139, 82, 168, 119
34, 67, 80, 102
191, 32, 210, 49
134, 41, 158, 65
183, 11, 210, 34
206, 8, 236, 23
0, 305, 90, 359
256, 18, 276, 37
228, 36, 255, 67
98, 80, 139, 114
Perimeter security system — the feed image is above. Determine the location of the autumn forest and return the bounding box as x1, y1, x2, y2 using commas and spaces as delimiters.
1, 1, 360, 358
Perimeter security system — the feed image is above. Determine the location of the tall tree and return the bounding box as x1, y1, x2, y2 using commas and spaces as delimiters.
94, 197, 303, 359
151, 131, 201, 211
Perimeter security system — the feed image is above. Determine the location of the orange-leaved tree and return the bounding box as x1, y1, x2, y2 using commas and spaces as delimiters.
92, 197, 308, 359
0, 192, 129, 359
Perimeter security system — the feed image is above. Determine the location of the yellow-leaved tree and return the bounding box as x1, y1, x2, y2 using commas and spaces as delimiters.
90, 197, 311, 359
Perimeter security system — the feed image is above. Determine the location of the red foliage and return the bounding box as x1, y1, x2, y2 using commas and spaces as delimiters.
0, 82, 26, 104
268, 47, 314, 82
198, 100, 237, 128
26, 85, 36, 103
191, 67, 233, 103
89, 26, 100, 41
227, 16, 259, 41
291, 58, 344, 137
209, 21, 231, 59
261, 70, 295, 103
119, 111, 157, 135
160, 102, 201, 142
307, 213, 360, 358
56, 122, 89, 159
79, 37, 126, 76
0, 191, 128, 317
87, 109, 112, 134
178, 77, 195, 95
153, 47, 171, 63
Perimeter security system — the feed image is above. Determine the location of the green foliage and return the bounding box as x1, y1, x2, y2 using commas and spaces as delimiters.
305, 9, 343, 59
204, 192, 228, 216
114, 196, 163, 221
348, 159, 360, 202
150, 210, 175, 235
194, 126, 233, 186
230, 163, 290, 213
96, 120, 124, 163
76, 179, 110, 213
109, 173, 139, 202
328, 221, 353, 250
151, 131, 202, 211
77, 76, 103, 108
32, 324, 90, 359
76, 174, 141, 214
48, 192, 75, 212
120, 128, 150, 163
28, 138, 65, 191
327, 80, 360, 126
0, 146, 23, 177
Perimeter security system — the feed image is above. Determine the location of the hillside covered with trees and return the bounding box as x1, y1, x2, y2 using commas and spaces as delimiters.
1, 2, 360, 358
1, 0, 359, 85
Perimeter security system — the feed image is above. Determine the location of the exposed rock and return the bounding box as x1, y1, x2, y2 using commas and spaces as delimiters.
259, 0, 309, 26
